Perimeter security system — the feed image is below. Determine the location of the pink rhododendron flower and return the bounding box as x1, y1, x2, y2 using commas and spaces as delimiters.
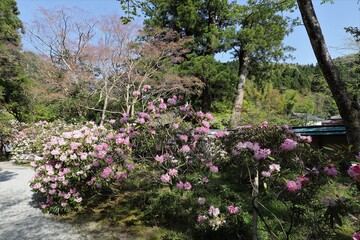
75, 197, 83, 203
324, 164, 337, 177
136, 118, 145, 124
178, 134, 188, 142
198, 197, 206, 205
299, 135, 312, 143
120, 116, 130, 123
159, 102, 167, 110
172, 123, 179, 129
261, 171, 271, 177
202, 177, 209, 183
132, 90, 141, 96
296, 176, 309, 185
179, 105, 188, 112
63, 193, 71, 199
33, 183, 42, 190
49, 189, 56, 195
138, 112, 151, 120
196, 111, 204, 117
167, 97, 177, 105
101, 167, 112, 178
254, 148, 271, 160
353, 232, 360, 240
204, 113, 214, 120
281, 139, 298, 151
210, 165, 219, 173
149, 129, 156, 134
208, 206, 220, 217
286, 180, 299, 192
61, 202, 68, 207
106, 157, 113, 164
269, 163, 281, 173
195, 127, 210, 134
126, 163, 135, 170
347, 164, 360, 181
227, 205, 239, 214
197, 215, 207, 223
142, 84, 151, 92
155, 155, 164, 163
183, 182, 192, 190
168, 168, 178, 176
202, 120, 210, 128
108, 119, 116, 124
176, 181, 184, 189
51, 148, 61, 155
160, 174, 171, 183
180, 145, 190, 153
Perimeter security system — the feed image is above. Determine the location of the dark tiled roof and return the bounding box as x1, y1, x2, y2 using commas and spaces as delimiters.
292, 125, 346, 136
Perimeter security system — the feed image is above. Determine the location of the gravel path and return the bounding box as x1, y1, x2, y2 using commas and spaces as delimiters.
0, 162, 134, 240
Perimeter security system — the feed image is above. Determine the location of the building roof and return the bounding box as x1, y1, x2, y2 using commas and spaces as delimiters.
291, 125, 346, 136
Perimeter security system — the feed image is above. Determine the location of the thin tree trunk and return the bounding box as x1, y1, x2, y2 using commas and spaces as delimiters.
252, 168, 259, 240
100, 94, 108, 126
297, 0, 360, 152
229, 49, 250, 129
201, 82, 212, 113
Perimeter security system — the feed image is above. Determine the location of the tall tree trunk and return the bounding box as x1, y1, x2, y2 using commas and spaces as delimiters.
229, 49, 250, 129
201, 80, 212, 112
100, 94, 108, 126
252, 167, 259, 240
297, 0, 360, 152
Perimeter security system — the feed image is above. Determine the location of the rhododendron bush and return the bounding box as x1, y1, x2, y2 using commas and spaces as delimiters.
15, 90, 359, 239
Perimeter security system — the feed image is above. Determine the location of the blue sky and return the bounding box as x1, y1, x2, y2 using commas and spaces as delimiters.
16, 0, 359, 65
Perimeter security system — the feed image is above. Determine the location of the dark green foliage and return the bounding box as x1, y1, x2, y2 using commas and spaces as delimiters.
0, 0, 29, 121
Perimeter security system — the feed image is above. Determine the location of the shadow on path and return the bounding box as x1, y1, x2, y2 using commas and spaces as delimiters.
0, 169, 18, 182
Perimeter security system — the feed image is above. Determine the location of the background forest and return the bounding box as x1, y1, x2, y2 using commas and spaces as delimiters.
1, 0, 358, 129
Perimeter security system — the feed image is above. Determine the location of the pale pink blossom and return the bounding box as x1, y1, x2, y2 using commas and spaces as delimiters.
168, 168, 178, 176
261, 171, 271, 177
61, 202, 68, 207
204, 113, 214, 120
160, 174, 171, 183
208, 206, 220, 217
281, 139, 298, 151
176, 181, 184, 189
180, 145, 190, 153
155, 155, 164, 163
167, 97, 177, 105
132, 90, 141, 96
196, 111, 204, 117
183, 182, 192, 190
198, 197, 206, 205
202, 120, 210, 128
101, 167, 112, 178
210, 165, 219, 173
178, 134, 188, 142
269, 163, 281, 173
142, 84, 151, 92
197, 214, 207, 223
